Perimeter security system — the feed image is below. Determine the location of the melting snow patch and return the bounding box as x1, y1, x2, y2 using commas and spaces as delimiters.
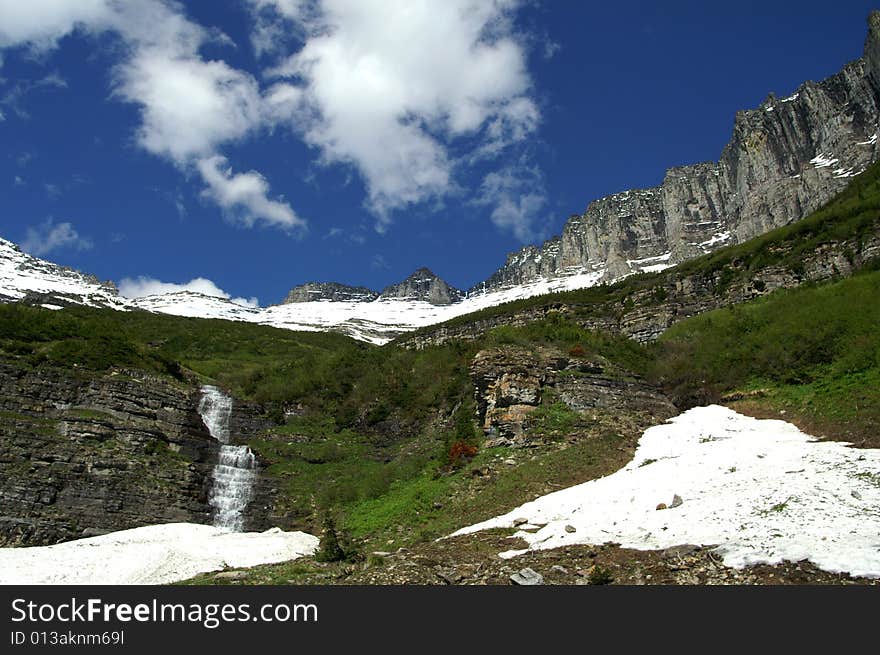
810, 153, 839, 168
857, 133, 878, 146
0, 523, 319, 585
695, 231, 732, 250
450, 406, 880, 578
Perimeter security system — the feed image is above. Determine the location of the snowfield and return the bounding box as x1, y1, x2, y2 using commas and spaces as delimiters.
451, 406, 880, 578
0, 524, 318, 585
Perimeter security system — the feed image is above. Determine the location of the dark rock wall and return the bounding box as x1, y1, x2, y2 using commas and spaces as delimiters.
472, 13, 880, 293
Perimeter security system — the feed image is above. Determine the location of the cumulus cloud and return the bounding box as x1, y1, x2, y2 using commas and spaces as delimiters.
0, 0, 302, 232
197, 155, 306, 231
257, 0, 540, 228
0, 0, 112, 51
21, 218, 93, 256
118, 276, 259, 308
477, 162, 548, 243
1, 0, 546, 241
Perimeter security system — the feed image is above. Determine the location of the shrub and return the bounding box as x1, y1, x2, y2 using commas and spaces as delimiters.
314, 513, 346, 562
447, 441, 478, 467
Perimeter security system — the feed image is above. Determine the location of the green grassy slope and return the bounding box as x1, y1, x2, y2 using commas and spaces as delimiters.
651, 265, 880, 445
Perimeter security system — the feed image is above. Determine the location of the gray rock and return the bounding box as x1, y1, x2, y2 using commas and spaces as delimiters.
670, 494, 683, 508
283, 281, 378, 304
0, 363, 274, 546
471, 13, 880, 296
510, 568, 544, 586
379, 268, 463, 305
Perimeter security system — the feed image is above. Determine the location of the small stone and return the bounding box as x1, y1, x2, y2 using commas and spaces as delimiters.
510, 568, 544, 586
214, 571, 247, 580
513, 517, 529, 527
551, 565, 568, 575
852, 490, 862, 500
656, 503, 667, 511
435, 567, 463, 584
564, 525, 576, 533
670, 494, 683, 508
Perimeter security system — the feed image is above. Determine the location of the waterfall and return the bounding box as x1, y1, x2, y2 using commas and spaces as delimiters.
197, 385, 256, 532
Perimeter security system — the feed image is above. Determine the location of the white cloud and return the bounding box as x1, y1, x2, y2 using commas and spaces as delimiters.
477, 162, 548, 242
1, 0, 546, 241
21, 218, 93, 256
259, 0, 540, 227
118, 275, 259, 308
0, 0, 304, 233
197, 155, 305, 231
0, 0, 113, 51
115, 53, 262, 164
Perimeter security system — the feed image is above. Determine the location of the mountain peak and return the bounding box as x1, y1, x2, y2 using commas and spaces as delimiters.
380, 268, 463, 305
283, 281, 378, 304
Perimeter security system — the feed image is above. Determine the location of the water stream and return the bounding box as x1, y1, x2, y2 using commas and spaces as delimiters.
197, 385, 256, 532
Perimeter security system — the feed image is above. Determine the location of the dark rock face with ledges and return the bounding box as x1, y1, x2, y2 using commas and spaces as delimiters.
380, 267, 464, 305
283, 282, 379, 304
0, 365, 275, 546
471, 12, 880, 294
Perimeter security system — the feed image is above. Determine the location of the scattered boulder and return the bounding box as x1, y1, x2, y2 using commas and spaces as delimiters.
510, 567, 544, 586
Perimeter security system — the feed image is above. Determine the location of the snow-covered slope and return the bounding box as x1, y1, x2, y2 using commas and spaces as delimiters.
129, 266, 609, 344
0, 523, 318, 585
0, 237, 128, 310
451, 406, 880, 579
2, 235, 611, 344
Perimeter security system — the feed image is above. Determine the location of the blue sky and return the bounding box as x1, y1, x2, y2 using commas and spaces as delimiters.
1, 1, 877, 305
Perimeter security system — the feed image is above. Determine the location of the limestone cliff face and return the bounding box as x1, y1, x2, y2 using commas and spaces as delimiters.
379, 268, 464, 305
473, 13, 880, 292
406, 215, 880, 351
283, 282, 378, 303
0, 365, 274, 546
470, 347, 676, 446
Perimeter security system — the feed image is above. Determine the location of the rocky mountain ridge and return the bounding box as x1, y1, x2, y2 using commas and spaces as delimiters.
378, 267, 464, 305
284, 282, 379, 304
4, 14, 880, 344
283, 268, 464, 306
471, 12, 880, 293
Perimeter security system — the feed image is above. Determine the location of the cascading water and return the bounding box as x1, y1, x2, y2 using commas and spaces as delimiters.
197, 385, 256, 532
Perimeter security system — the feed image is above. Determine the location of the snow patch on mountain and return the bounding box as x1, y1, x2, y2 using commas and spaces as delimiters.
450, 406, 880, 579
2, 234, 611, 345
0, 237, 127, 309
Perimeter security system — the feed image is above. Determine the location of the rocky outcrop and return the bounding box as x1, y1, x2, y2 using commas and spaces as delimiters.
0, 363, 278, 545
380, 268, 464, 305
471, 12, 880, 293
0, 364, 218, 545
470, 347, 676, 445
405, 216, 880, 350
283, 282, 378, 304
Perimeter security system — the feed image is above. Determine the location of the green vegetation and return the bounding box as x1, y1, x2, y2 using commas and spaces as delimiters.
4, 156, 880, 570
652, 268, 880, 442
